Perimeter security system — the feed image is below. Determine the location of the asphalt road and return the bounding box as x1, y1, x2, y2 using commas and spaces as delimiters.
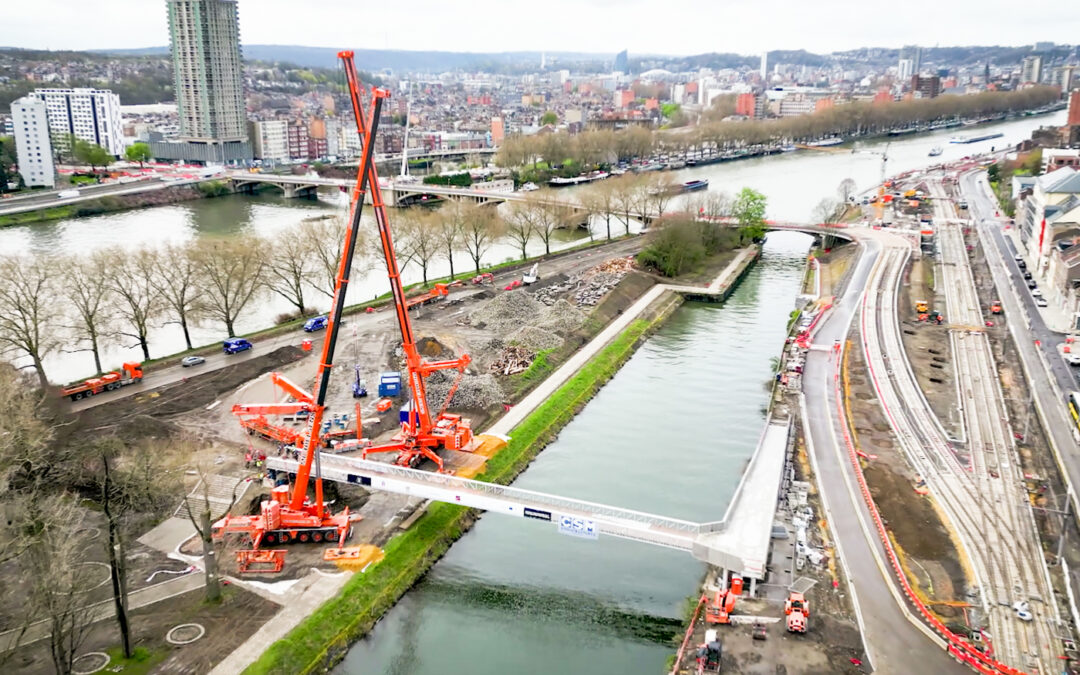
801, 231, 966, 674
70, 236, 645, 413
963, 172, 1080, 512
0, 176, 213, 216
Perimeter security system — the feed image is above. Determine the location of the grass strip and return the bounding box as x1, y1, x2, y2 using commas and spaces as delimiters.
243, 317, 657, 675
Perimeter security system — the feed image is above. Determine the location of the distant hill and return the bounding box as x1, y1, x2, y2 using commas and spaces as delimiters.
56, 41, 1080, 73
91, 45, 611, 72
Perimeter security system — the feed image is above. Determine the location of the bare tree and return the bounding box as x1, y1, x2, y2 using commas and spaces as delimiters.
397, 210, 440, 286
813, 198, 842, 224
434, 202, 464, 279
689, 191, 733, 222
612, 175, 646, 236
643, 173, 679, 218
461, 204, 504, 274
506, 200, 538, 260
582, 179, 618, 241
0, 255, 60, 388
193, 240, 267, 337
530, 192, 567, 256
0, 363, 53, 492
82, 438, 174, 659
183, 467, 247, 604
107, 248, 163, 361
18, 495, 98, 675
63, 252, 115, 374
837, 177, 857, 205
265, 229, 316, 316
300, 217, 349, 301
154, 243, 202, 351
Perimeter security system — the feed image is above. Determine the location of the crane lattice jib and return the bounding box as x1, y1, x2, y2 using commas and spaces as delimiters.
286, 52, 386, 513
339, 53, 442, 435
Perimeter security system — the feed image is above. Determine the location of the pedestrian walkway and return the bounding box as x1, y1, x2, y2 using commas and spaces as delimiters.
208, 571, 350, 675
0, 572, 204, 652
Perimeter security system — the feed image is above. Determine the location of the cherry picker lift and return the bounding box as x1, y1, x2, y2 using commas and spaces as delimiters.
210, 51, 390, 570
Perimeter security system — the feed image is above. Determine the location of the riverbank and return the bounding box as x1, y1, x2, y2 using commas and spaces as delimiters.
0, 182, 228, 227
236, 249, 761, 675
666, 246, 866, 674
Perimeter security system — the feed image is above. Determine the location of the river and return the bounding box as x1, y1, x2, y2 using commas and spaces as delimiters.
0, 110, 1062, 382
335, 231, 813, 675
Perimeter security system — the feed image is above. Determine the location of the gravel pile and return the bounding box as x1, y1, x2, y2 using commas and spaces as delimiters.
535, 299, 586, 334
489, 345, 536, 375
425, 371, 505, 410
468, 291, 544, 333
507, 325, 563, 351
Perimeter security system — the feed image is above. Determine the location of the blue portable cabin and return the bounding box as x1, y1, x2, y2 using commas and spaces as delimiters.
378, 371, 402, 397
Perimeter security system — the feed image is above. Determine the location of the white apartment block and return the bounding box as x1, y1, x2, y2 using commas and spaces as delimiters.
249, 120, 288, 161
11, 96, 55, 188
35, 87, 124, 156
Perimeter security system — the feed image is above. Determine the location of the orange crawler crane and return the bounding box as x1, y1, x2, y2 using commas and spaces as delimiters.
705, 576, 743, 624
210, 51, 391, 567
353, 64, 474, 473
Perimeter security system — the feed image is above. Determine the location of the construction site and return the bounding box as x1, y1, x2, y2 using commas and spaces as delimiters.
0, 55, 862, 675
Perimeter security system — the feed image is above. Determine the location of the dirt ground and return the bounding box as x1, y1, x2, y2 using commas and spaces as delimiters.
676, 605, 865, 675
896, 256, 964, 440
845, 331, 969, 615
9, 586, 278, 675
810, 241, 857, 297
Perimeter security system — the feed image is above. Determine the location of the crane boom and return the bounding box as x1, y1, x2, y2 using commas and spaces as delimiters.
287, 54, 387, 513
340, 53, 474, 471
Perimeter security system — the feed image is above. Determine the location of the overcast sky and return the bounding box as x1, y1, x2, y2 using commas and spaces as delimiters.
1, 0, 1077, 56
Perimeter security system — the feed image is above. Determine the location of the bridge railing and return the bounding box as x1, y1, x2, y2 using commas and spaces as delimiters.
269, 453, 703, 535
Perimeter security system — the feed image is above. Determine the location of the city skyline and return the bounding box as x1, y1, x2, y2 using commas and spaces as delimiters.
1, 0, 1078, 57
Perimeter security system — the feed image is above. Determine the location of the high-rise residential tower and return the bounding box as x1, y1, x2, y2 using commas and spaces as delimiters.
34, 87, 124, 156
154, 0, 251, 162
613, 50, 628, 75
10, 95, 55, 188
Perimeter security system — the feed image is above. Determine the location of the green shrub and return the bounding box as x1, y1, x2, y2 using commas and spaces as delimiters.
422, 173, 472, 187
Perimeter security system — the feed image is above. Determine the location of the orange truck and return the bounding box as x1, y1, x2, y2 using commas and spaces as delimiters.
60, 362, 143, 401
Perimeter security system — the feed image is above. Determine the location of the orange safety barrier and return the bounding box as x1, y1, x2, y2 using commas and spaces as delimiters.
832, 293, 1029, 675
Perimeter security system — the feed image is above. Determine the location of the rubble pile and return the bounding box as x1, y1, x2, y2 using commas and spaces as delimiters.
425, 370, 505, 410
534, 257, 635, 307
468, 291, 543, 333
507, 325, 562, 352
535, 299, 586, 334
488, 345, 536, 376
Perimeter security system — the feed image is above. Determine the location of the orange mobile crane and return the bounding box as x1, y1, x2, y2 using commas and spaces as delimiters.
350, 60, 475, 472
210, 52, 390, 567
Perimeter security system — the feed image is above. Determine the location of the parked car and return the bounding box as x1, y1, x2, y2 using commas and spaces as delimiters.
1027, 280, 1038, 289
1032, 288, 1043, 298
1023, 271, 1033, 280
1035, 297, 1048, 307
958, 201, 968, 210
181, 355, 206, 367
303, 316, 328, 332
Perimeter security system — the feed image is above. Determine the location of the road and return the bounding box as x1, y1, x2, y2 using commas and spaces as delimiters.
801, 229, 967, 674
0, 176, 215, 216
962, 170, 1080, 627
70, 236, 645, 412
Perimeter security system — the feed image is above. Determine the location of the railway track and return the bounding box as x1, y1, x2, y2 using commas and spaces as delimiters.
858, 190, 1059, 672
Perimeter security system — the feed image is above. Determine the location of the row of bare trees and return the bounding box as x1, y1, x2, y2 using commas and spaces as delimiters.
0, 217, 355, 387
2, 173, 722, 388
495, 86, 1061, 171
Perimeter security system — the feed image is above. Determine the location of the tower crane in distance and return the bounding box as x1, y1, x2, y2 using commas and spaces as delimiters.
342, 56, 475, 473
210, 52, 390, 568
